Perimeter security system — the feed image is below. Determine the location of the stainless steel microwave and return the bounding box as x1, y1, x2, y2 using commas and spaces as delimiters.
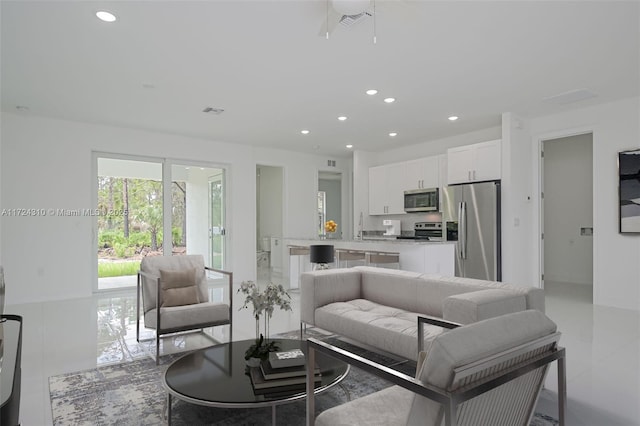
404, 188, 439, 212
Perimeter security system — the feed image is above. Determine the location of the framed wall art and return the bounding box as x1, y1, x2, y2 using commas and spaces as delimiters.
619, 148, 640, 233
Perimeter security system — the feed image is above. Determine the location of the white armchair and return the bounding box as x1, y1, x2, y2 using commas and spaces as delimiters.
306, 310, 566, 426
136, 255, 233, 364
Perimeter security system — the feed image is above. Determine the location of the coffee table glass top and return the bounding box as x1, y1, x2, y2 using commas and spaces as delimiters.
163, 338, 348, 406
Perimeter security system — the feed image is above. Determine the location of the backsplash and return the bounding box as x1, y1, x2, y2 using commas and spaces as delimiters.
368, 212, 442, 233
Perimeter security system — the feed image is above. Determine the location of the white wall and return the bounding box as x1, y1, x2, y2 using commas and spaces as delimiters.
543, 134, 593, 286
184, 167, 211, 261
528, 97, 640, 310
501, 112, 534, 286
0, 113, 350, 304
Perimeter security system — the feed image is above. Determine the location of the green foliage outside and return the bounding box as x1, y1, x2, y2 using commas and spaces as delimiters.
98, 261, 141, 278
97, 175, 224, 274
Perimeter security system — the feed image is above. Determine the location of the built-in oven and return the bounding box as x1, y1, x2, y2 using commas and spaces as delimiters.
396, 222, 443, 241
404, 188, 439, 212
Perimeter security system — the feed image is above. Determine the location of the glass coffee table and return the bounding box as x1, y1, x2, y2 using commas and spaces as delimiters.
163, 338, 349, 425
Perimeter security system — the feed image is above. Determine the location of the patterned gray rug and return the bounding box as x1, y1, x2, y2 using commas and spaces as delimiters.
49, 330, 559, 425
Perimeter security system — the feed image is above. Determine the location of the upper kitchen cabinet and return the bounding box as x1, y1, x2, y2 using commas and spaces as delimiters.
447, 139, 501, 185
404, 156, 439, 190
369, 156, 441, 215
369, 162, 407, 215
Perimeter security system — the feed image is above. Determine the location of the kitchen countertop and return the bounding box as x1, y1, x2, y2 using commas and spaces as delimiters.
285, 237, 453, 245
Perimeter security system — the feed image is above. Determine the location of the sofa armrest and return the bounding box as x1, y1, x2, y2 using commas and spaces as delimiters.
300, 269, 362, 325
442, 289, 527, 325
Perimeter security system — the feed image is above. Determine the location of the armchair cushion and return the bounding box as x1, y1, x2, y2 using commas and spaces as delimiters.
140, 255, 210, 313
315, 385, 413, 426
159, 268, 200, 307
144, 302, 230, 332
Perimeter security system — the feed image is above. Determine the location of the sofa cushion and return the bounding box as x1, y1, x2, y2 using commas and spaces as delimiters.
357, 267, 424, 314
315, 299, 444, 361
300, 268, 362, 325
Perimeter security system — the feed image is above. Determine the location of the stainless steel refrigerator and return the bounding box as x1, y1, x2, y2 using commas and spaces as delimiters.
442, 181, 501, 281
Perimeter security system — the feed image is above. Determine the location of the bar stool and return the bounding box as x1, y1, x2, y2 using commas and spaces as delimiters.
335, 248, 366, 268
365, 251, 400, 269
288, 245, 310, 289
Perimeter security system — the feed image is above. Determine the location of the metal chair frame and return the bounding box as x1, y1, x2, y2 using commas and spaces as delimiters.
306, 316, 566, 426
136, 265, 233, 364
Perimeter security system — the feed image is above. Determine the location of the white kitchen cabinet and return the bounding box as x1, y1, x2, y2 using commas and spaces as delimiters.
369, 163, 406, 215
404, 156, 439, 190
447, 139, 501, 184
369, 156, 441, 215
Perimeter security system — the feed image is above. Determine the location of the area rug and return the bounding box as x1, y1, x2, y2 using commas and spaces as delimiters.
49, 330, 559, 425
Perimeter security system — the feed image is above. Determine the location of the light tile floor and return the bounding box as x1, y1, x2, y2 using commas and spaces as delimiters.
5, 275, 640, 425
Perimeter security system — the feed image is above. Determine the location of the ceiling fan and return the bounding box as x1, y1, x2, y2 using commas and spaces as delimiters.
318, 0, 376, 39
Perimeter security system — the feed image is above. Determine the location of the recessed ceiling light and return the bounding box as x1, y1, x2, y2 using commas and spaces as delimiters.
383, 97, 396, 103
96, 11, 117, 22
338, 116, 347, 121
301, 130, 310, 135
448, 116, 459, 121
389, 132, 398, 137
366, 89, 378, 95
346, 144, 353, 149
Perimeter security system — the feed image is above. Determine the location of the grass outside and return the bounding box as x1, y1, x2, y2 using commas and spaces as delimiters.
98, 261, 141, 278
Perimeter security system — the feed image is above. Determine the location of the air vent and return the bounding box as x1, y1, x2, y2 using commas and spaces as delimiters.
327, 160, 336, 167
203, 107, 225, 115
542, 89, 597, 105
339, 11, 372, 28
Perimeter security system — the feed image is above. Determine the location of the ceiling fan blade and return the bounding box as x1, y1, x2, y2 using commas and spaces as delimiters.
317, 8, 342, 37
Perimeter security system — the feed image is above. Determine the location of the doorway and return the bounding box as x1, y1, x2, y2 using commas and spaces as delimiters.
318, 171, 342, 238
256, 165, 284, 281
541, 133, 593, 303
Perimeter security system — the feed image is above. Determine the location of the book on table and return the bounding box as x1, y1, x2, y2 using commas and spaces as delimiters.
249, 364, 321, 393
268, 349, 306, 368
260, 359, 320, 380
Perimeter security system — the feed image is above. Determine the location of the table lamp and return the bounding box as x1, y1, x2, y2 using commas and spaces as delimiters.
309, 245, 334, 270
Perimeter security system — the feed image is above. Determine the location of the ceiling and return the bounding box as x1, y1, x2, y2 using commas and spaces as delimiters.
2, 1, 638, 158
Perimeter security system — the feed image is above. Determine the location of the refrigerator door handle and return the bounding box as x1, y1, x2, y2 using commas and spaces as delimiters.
458, 201, 467, 260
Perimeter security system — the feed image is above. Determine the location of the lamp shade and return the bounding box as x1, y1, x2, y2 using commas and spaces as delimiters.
310, 245, 335, 264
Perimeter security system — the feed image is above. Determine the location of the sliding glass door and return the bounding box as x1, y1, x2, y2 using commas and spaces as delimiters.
95, 155, 227, 291
96, 157, 163, 290
170, 164, 226, 268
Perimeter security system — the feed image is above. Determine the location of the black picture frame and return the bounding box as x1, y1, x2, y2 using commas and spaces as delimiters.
619, 149, 640, 233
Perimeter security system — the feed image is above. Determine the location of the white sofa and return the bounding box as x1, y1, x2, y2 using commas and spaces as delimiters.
300, 266, 544, 361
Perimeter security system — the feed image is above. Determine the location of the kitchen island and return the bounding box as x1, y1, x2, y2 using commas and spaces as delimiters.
285, 238, 455, 289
